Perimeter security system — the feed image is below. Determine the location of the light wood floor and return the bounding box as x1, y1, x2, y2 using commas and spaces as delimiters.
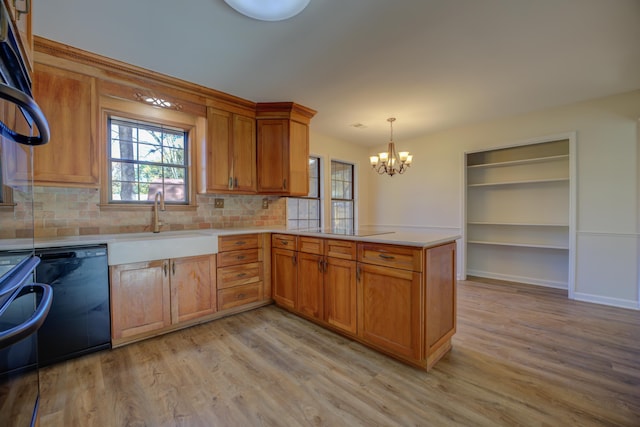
38, 279, 640, 426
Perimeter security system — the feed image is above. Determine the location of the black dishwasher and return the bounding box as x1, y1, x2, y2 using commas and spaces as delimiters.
35, 245, 111, 366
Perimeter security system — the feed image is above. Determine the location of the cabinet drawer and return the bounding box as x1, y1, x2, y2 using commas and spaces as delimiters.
217, 248, 261, 267
325, 239, 356, 260
357, 243, 423, 272
298, 236, 323, 254
218, 282, 262, 310
219, 234, 260, 252
272, 234, 297, 250
217, 262, 263, 289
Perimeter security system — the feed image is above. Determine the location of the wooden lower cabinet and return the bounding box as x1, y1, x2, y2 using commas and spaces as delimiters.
357, 263, 422, 360
297, 252, 324, 319
110, 254, 216, 344
216, 234, 267, 310
110, 260, 171, 340
171, 255, 217, 324
323, 257, 357, 334
271, 235, 457, 371
272, 247, 297, 309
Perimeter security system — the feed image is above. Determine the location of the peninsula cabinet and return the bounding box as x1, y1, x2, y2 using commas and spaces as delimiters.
271, 234, 298, 309
110, 254, 216, 346
32, 63, 99, 187
200, 107, 256, 194
271, 233, 457, 370
465, 138, 572, 289
297, 237, 357, 334
256, 102, 316, 196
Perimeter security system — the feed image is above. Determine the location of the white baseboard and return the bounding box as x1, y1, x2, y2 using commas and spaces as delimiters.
466, 269, 568, 290
572, 292, 639, 311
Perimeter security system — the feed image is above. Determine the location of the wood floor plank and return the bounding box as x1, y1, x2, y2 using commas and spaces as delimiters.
38, 279, 640, 426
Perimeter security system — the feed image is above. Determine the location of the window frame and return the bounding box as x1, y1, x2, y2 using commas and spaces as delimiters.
99, 96, 200, 210
330, 160, 355, 233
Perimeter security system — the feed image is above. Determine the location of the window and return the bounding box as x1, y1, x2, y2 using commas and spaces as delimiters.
108, 117, 189, 204
331, 160, 354, 233
286, 156, 321, 229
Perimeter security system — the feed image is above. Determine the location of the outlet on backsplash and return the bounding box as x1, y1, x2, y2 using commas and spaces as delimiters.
214, 198, 224, 208
262, 198, 269, 209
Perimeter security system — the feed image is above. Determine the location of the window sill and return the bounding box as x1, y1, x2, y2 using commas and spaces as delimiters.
98, 203, 198, 212
0, 203, 16, 211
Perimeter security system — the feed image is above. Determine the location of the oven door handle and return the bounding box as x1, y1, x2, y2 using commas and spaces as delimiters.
0, 82, 50, 146
0, 283, 53, 351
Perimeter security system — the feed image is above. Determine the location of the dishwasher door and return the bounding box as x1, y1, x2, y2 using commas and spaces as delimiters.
35, 245, 111, 366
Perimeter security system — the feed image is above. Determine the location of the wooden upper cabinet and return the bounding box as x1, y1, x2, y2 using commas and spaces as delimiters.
33, 63, 99, 187
256, 102, 316, 196
201, 107, 256, 194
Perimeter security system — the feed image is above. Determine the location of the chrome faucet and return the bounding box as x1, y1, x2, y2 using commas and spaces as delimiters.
153, 191, 165, 233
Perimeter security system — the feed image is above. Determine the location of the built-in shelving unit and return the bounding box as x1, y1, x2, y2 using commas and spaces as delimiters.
465, 138, 573, 289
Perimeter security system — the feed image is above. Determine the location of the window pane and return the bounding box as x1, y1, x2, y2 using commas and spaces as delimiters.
287, 156, 321, 229
108, 117, 189, 204
330, 161, 354, 231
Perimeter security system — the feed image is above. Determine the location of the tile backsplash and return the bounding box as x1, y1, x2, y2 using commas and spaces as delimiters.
0, 187, 285, 238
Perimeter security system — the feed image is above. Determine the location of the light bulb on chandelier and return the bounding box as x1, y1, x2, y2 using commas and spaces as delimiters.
369, 118, 413, 177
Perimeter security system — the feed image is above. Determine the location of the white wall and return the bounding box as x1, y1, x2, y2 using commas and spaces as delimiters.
308, 131, 372, 228
363, 90, 640, 309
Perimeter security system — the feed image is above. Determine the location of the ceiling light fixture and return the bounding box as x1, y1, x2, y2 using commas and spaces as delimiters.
369, 118, 413, 177
223, 0, 311, 21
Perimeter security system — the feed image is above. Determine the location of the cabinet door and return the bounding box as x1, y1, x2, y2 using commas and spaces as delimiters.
272, 248, 297, 309
170, 255, 217, 324
324, 257, 357, 334
287, 120, 309, 196
297, 252, 324, 319
232, 114, 256, 192
33, 64, 98, 187
110, 260, 171, 340
257, 119, 288, 193
357, 263, 422, 360
206, 108, 233, 192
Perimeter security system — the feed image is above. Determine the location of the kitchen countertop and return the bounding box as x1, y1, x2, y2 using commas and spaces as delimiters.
35, 227, 462, 248
1, 226, 460, 254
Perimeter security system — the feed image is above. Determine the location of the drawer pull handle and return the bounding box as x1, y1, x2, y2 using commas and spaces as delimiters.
280, 240, 288, 245
235, 241, 246, 245
378, 254, 395, 260
237, 293, 245, 299
237, 273, 247, 278
237, 255, 246, 260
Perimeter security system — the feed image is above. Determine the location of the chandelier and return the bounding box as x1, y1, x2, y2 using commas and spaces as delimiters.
369, 118, 413, 176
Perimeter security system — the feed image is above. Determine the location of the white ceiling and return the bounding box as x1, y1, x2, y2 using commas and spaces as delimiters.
34, 0, 640, 146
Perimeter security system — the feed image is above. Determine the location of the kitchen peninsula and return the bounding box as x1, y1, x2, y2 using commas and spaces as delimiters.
29, 228, 458, 371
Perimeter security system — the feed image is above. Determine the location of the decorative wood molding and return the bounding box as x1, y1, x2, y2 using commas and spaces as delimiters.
34, 36, 257, 113
256, 102, 317, 124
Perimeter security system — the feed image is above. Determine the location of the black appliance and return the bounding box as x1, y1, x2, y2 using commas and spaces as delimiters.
0, 0, 51, 425
35, 245, 111, 366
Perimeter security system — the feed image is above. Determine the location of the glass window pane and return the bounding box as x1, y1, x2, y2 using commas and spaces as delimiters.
108, 116, 189, 204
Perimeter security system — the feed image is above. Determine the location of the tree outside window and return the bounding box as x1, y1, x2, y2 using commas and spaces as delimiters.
109, 117, 188, 204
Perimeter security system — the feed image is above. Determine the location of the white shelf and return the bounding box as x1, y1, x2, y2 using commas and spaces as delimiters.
468, 178, 569, 187
467, 240, 569, 250
467, 222, 569, 227
467, 154, 569, 169
465, 138, 571, 289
